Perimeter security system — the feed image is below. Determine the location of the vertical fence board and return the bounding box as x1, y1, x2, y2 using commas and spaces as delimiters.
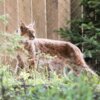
18, 0, 31, 25
5, 0, 17, 33
32, 0, 47, 38
58, 0, 71, 29
6, 0, 17, 33
46, 0, 59, 39
0, 1, 4, 32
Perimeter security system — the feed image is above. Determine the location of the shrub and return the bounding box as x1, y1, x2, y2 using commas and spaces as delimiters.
0, 66, 100, 100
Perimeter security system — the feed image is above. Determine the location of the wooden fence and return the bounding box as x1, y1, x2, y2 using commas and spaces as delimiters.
0, 0, 81, 39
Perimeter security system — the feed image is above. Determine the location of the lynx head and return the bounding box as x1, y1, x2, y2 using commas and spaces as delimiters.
20, 22, 36, 40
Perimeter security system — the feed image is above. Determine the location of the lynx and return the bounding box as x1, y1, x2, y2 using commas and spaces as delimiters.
19, 23, 96, 75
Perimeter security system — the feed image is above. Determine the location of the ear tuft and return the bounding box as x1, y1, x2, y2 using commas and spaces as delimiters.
28, 21, 35, 28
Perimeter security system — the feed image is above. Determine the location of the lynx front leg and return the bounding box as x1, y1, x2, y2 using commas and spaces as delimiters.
23, 40, 36, 70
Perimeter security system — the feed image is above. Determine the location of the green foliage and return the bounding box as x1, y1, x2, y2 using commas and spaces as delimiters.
0, 14, 9, 25
0, 32, 23, 55
0, 66, 100, 100
58, 0, 100, 70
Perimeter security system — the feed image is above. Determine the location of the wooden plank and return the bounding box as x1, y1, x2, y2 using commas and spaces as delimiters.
18, 0, 31, 25
58, 0, 71, 29
46, 0, 59, 39
32, 0, 47, 38
4, 0, 17, 33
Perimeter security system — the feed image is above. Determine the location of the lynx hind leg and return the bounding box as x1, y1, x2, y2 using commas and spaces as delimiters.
45, 56, 70, 77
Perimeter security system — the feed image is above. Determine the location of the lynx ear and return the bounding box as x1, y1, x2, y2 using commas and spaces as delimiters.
20, 22, 26, 28
20, 22, 28, 35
